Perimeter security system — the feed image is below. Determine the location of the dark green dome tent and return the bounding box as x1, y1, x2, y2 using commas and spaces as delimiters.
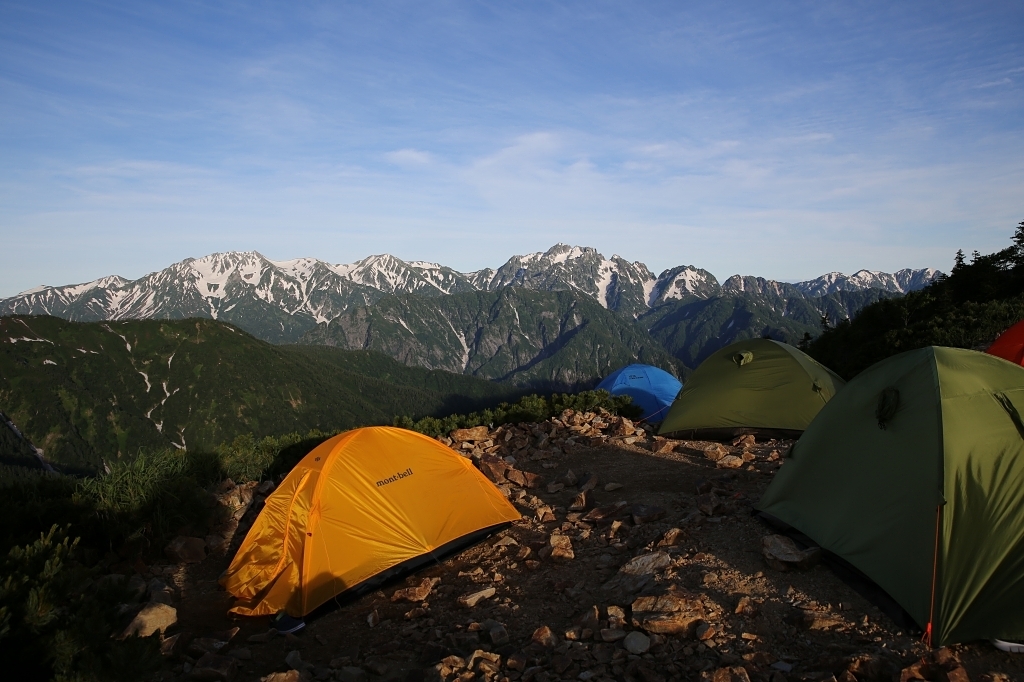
758, 346, 1024, 646
658, 338, 845, 440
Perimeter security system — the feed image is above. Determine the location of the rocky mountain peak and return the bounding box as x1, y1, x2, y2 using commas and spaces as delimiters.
793, 267, 943, 297
1, 245, 943, 348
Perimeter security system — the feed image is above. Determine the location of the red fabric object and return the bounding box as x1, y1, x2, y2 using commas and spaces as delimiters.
987, 320, 1024, 365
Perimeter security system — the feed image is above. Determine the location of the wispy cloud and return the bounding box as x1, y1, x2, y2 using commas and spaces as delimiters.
385, 148, 433, 166
976, 78, 1012, 89
1, 1, 1022, 295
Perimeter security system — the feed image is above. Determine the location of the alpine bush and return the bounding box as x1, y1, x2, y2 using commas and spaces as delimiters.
393, 389, 641, 438
0, 525, 162, 681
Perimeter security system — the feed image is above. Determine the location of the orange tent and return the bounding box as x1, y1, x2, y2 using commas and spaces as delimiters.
987, 320, 1024, 365
220, 427, 520, 617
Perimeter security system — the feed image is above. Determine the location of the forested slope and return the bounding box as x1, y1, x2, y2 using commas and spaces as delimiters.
808, 222, 1024, 379
0, 316, 515, 470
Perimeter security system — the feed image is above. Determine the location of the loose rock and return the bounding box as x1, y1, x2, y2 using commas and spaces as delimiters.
731, 434, 756, 447
505, 468, 544, 489
458, 587, 496, 608
191, 653, 239, 681
391, 577, 440, 603
631, 593, 706, 636
337, 667, 367, 682
536, 505, 556, 523
717, 455, 744, 469
705, 667, 752, 682
623, 631, 651, 654
619, 551, 672, 576
703, 443, 729, 461
549, 534, 575, 561
631, 503, 666, 524
147, 578, 175, 605
127, 574, 147, 600
532, 625, 559, 648
761, 534, 821, 571
577, 472, 599, 492
600, 628, 626, 642
657, 528, 684, 547
569, 489, 593, 512
285, 650, 306, 670
696, 493, 722, 516
575, 605, 600, 631
487, 623, 509, 645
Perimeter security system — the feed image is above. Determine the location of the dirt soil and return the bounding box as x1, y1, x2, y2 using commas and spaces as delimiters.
149, 418, 1023, 682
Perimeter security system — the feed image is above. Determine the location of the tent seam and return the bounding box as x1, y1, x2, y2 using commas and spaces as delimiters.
300, 432, 355, 614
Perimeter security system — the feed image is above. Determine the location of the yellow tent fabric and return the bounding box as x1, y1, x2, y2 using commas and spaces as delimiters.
220, 426, 520, 617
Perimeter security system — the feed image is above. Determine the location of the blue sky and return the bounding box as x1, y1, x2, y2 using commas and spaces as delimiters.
1, 1, 1022, 296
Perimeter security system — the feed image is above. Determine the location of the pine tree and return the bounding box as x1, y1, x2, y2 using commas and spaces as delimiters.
953, 249, 966, 273
1013, 220, 1024, 267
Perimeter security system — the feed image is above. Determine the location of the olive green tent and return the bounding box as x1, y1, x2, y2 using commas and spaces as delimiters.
658, 338, 845, 439
758, 346, 1024, 645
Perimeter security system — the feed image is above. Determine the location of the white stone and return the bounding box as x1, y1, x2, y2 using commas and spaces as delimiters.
623, 631, 650, 654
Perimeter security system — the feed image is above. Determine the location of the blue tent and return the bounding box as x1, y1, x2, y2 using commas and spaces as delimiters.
597, 364, 682, 421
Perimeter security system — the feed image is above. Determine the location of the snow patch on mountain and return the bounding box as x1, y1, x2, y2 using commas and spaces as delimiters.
545, 244, 587, 265
594, 261, 615, 308
653, 267, 718, 304
0, 245, 943, 344
269, 257, 319, 281
794, 268, 941, 296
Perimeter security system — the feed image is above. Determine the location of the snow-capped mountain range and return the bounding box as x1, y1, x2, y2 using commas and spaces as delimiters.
0, 244, 941, 344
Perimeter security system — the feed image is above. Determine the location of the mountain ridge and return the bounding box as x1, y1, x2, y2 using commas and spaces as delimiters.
2, 244, 941, 335
1, 245, 941, 380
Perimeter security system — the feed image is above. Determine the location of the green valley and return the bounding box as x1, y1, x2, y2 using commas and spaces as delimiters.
0, 316, 516, 471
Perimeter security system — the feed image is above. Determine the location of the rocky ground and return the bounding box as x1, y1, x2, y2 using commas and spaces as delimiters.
120, 411, 1022, 682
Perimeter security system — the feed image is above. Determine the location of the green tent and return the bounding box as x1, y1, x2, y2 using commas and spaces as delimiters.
658, 338, 845, 439
758, 346, 1024, 645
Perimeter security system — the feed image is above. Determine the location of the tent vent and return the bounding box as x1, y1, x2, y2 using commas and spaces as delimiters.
995, 393, 1024, 440
876, 387, 900, 430
733, 351, 754, 367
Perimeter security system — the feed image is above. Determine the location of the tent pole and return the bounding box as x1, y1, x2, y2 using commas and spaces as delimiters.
923, 504, 942, 647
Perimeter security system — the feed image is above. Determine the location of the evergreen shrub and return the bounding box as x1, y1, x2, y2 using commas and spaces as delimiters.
0, 525, 162, 681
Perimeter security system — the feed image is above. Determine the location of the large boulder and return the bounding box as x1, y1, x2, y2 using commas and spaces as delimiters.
165, 536, 207, 564
761, 535, 821, 571
451, 426, 489, 442
121, 603, 177, 638
191, 653, 239, 681
631, 593, 706, 637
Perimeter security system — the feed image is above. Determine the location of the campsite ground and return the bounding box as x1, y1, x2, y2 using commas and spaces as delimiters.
160, 434, 1022, 682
